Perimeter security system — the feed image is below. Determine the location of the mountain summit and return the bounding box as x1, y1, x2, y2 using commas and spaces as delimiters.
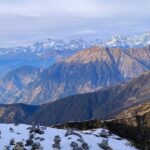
104, 32, 150, 48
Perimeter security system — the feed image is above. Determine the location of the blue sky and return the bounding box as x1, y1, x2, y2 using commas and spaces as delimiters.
0, 0, 150, 46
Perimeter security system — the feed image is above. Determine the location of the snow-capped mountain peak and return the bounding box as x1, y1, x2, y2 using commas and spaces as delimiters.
102, 32, 150, 48
105, 35, 128, 48
0, 32, 150, 57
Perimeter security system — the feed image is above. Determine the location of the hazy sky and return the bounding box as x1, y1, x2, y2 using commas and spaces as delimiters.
0, 0, 150, 46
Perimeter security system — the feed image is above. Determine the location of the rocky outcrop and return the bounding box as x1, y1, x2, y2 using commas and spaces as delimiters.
116, 101, 150, 127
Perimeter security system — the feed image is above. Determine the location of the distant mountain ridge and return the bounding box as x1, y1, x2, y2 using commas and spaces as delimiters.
103, 32, 150, 48
1, 32, 150, 57
0, 45, 149, 105
0, 32, 150, 77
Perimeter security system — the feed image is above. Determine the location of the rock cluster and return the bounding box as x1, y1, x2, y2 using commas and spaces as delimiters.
52, 135, 61, 149
65, 129, 82, 138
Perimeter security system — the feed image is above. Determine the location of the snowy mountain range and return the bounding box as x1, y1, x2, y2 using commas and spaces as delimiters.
0, 32, 150, 57
0, 32, 150, 77
104, 32, 150, 48
0, 39, 90, 57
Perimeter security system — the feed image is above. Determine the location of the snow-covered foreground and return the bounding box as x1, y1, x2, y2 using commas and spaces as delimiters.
0, 124, 138, 150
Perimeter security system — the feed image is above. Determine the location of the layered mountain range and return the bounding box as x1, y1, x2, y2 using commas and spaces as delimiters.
0, 32, 149, 150
0, 39, 92, 76
0, 32, 150, 76
1, 32, 150, 57
0, 70, 149, 125
0, 45, 149, 104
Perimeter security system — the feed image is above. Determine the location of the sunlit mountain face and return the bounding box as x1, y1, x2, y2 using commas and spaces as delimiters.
0, 32, 150, 77
0, 45, 149, 105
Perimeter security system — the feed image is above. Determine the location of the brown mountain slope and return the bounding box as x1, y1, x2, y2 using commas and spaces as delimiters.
7, 46, 150, 104
116, 101, 150, 127
0, 71, 149, 126
0, 66, 40, 103
25, 71, 150, 125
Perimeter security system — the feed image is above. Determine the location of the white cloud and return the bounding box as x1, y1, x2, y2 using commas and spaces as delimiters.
0, 0, 149, 46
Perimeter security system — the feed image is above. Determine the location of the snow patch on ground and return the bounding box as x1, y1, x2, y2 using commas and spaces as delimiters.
0, 124, 138, 150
